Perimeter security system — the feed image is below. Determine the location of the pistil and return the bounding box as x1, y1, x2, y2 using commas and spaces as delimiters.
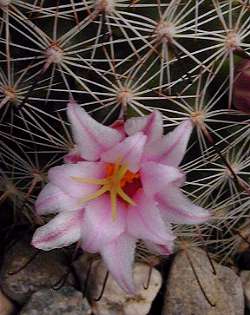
72, 159, 137, 220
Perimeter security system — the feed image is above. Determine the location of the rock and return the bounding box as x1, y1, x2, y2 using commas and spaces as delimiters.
217, 265, 243, 315
20, 287, 91, 315
240, 270, 250, 309
74, 255, 162, 315
0, 290, 15, 315
0, 239, 75, 304
162, 248, 244, 315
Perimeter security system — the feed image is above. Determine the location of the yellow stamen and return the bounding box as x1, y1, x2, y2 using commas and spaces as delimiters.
110, 189, 117, 220
117, 164, 129, 180
117, 187, 136, 206
71, 176, 110, 185
71, 159, 139, 221
114, 158, 121, 173
79, 185, 109, 204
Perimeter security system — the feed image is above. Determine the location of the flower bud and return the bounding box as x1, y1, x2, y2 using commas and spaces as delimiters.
233, 59, 250, 114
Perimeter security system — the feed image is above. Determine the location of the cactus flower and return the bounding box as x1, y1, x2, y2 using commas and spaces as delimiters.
32, 101, 210, 293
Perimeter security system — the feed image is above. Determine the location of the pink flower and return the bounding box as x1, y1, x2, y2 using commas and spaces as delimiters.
32, 101, 210, 293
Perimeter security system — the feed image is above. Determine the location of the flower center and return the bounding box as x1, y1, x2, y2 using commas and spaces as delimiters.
72, 159, 141, 220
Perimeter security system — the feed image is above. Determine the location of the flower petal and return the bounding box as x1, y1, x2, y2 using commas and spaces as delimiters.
67, 101, 122, 161
101, 132, 147, 172
32, 209, 84, 251
100, 233, 136, 293
81, 195, 126, 252
156, 186, 210, 224
141, 161, 185, 197
35, 183, 81, 215
48, 161, 106, 199
144, 119, 193, 167
144, 240, 174, 256
64, 145, 84, 164
124, 111, 163, 144
109, 119, 126, 138
127, 190, 175, 244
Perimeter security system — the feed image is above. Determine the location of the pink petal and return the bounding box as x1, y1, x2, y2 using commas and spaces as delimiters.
100, 233, 136, 293
35, 183, 81, 215
101, 132, 147, 172
124, 110, 163, 144
32, 209, 84, 251
144, 120, 193, 167
64, 145, 84, 164
109, 119, 126, 138
81, 195, 126, 252
141, 161, 185, 197
127, 190, 175, 244
67, 101, 122, 161
48, 161, 106, 199
144, 240, 174, 256
156, 186, 210, 224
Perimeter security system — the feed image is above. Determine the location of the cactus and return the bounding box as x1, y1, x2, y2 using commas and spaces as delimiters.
0, 0, 250, 283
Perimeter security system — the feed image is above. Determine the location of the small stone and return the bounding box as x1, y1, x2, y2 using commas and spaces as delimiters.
74, 255, 162, 315
0, 290, 15, 315
20, 287, 91, 315
240, 270, 250, 309
162, 248, 244, 315
0, 239, 75, 304
218, 265, 244, 315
